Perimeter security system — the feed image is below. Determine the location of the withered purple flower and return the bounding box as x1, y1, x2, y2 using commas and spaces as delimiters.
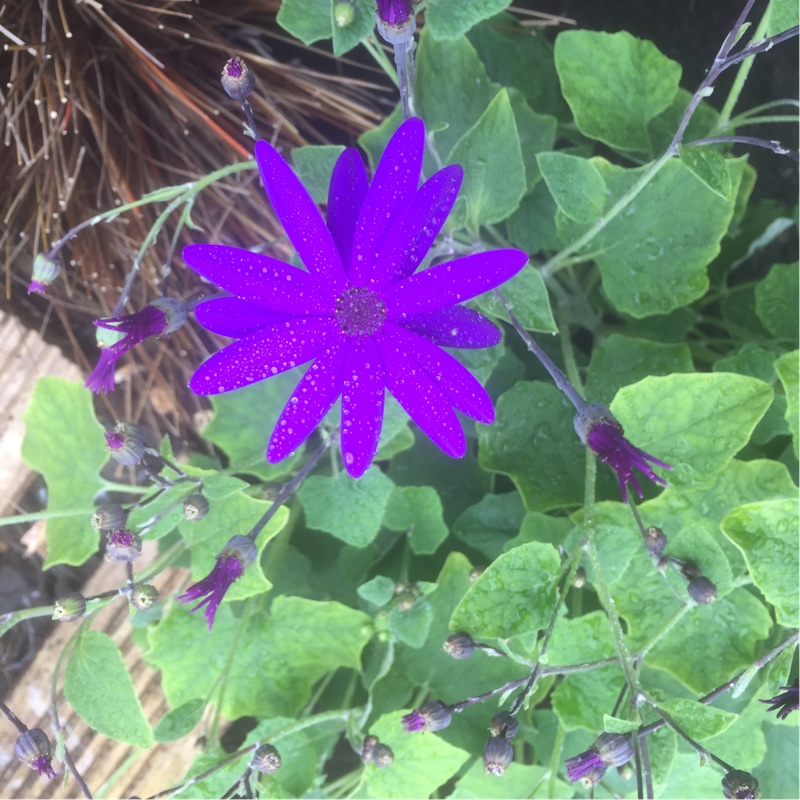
28, 253, 61, 295
565, 732, 634, 784
759, 681, 799, 720
184, 118, 527, 478
176, 535, 257, 630
85, 298, 186, 393
14, 729, 57, 780
574, 403, 671, 502
401, 700, 452, 733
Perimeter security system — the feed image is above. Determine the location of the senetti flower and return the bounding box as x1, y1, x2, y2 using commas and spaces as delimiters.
574, 403, 672, 502
759, 681, 799, 720
177, 535, 257, 630
85, 298, 186, 393
184, 118, 527, 478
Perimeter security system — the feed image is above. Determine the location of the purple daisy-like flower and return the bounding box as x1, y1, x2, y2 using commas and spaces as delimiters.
85, 297, 186, 394
759, 681, 799, 720
184, 118, 527, 478
574, 403, 672, 502
176, 535, 257, 630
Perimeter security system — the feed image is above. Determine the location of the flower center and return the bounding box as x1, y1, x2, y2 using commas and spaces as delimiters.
335, 287, 387, 336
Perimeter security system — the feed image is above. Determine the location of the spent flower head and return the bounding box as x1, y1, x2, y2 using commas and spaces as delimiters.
722, 769, 761, 799
483, 736, 514, 776
28, 253, 61, 295
565, 732, 634, 784
14, 729, 57, 780
176, 535, 258, 630
105, 422, 145, 465
85, 298, 186, 393
221, 56, 255, 101
574, 403, 671, 502
184, 118, 527, 478
401, 700, 452, 733
759, 681, 799, 720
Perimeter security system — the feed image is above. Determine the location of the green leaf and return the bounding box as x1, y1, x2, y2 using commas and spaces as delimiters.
475, 266, 557, 333
203, 371, 305, 480
755, 262, 800, 341
558, 157, 744, 318
506, 180, 562, 253
552, 667, 622, 732
537, 152, 606, 224
276, 0, 331, 45
666, 522, 734, 599
331, 0, 376, 56
709, 695, 768, 770
452, 491, 527, 560
425, 0, 511, 41
721, 498, 800, 627
415, 29, 501, 160
153, 699, 205, 743
388, 599, 434, 648
451, 761, 573, 798
447, 89, 527, 231
548, 610, 617, 664
679, 145, 733, 199
126, 484, 191, 541
478, 381, 585, 511
356, 710, 470, 798
292, 145, 345, 203
358, 575, 396, 607
146, 597, 372, 719
767, 0, 800, 36
508, 90, 558, 191
610, 373, 773, 489
299, 467, 395, 547
775, 350, 799, 455
65, 630, 153, 747
383, 486, 449, 554
603, 715, 641, 734
660, 699, 738, 741
504, 511, 574, 551
554, 30, 681, 155
21, 378, 108, 568
586, 334, 694, 406
450, 542, 561, 638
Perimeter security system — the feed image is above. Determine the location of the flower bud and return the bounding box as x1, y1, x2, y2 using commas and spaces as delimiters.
105, 423, 145, 466
361, 734, 378, 762
221, 56, 255, 101
28, 253, 62, 295
376, 0, 417, 44
373, 743, 394, 767
402, 700, 452, 733
483, 736, 514, 776
14, 729, 56, 779
722, 769, 761, 799
644, 526, 667, 556
251, 743, 281, 774
183, 493, 210, 521
105, 528, 143, 562
489, 711, 518, 741
131, 584, 159, 610
688, 576, 717, 605
53, 592, 86, 622
678, 560, 702, 580
444, 632, 475, 659
395, 591, 416, 611
334, 0, 355, 27
468, 566, 484, 584
594, 732, 634, 768
91, 503, 127, 531
572, 566, 587, 588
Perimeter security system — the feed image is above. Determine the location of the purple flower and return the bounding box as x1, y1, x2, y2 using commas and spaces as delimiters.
28, 253, 61, 295
401, 709, 426, 732
565, 732, 634, 784
14, 729, 57, 780
85, 298, 186, 393
401, 700, 452, 732
759, 681, 799, 720
565, 747, 606, 784
376, 0, 415, 27
184, 118, 527, 478
574, 403, 672, 502
176, 535, 257, 630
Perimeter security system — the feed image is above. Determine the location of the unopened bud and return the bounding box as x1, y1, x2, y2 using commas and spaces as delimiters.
489, 711, 518, 740
483, 736, 514, 776
375, 0, 417, 44
402, 700, 452, 732
53, 592, 86, 622
678, 560, 702, 580
444, 632, 475, 659
251, 743, 281, 774
334, 0, 355, 27
91, 503, 127, 531
105, 528, 143, 562
183, 494, 210, 521
688, 576, 717, 605
14, 729, 56, 779
221, 56, 255, 101
28, 253, 61, 295
644, 526, 667, 556
361, 734, 378, 762
395, 591, 416, 611
105, 423, 145, 466
131, 584, 158, 610
572, 566, 586, 588
722, 769, 761, 799
373, 743, 394, 767
468, 566, 484, 584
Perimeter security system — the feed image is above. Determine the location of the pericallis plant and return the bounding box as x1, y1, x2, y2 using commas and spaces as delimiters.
1, 0, 798, 798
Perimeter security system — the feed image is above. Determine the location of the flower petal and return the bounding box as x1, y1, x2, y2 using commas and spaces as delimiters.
340, 337, 386, 479
255, 140, 347, 290
370, 165, 463, 289
401, 305, 501, 349
384, 249, 528, 317
189, 317, 339, 395
183, 244, 335, 315
327, 148, 368, 268
350, 117, 424, 285
376, 333, 466, 458
385, 322, 494, 423
194, 296, 294, 338
267, 340, 347, 463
